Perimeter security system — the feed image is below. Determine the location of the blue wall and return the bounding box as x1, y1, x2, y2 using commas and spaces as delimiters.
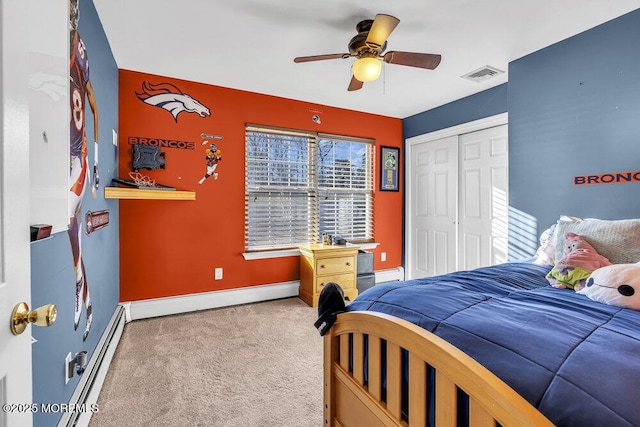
402, 83, 508, 140
509, 9, 640, 234
402, 9, 640, 259
31, 1, 119, 426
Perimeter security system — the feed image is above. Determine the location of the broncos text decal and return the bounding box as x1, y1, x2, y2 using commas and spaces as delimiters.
136, 81, 210, 122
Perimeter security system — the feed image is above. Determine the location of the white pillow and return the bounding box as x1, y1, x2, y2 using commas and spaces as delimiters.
553, 218, 640, 264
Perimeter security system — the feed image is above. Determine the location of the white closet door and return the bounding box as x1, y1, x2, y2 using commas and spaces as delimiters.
408, 136, 458, 279
458, 125, 508, 270
406, 121, 509, 280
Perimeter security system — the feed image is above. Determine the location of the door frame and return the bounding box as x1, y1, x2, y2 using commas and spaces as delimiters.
1, 0, 33, 426
404, 113, 508, 279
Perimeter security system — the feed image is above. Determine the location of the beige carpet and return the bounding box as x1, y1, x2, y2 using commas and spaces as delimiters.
89, 297, 323, 427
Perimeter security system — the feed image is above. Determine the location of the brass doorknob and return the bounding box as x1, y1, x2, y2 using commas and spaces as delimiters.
10, 302, 57, 335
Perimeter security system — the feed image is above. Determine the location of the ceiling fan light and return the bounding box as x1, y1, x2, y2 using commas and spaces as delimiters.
353, 56, 382, 82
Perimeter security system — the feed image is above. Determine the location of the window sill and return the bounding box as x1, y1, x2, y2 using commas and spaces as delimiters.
242, 242, 379, 260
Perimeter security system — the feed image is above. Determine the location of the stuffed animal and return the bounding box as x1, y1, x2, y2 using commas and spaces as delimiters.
546, 232, 611, 290
577, 262, 640, 310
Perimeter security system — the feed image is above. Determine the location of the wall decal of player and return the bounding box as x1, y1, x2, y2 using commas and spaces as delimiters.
198, 141, 222, 184
69, 0, 96, 341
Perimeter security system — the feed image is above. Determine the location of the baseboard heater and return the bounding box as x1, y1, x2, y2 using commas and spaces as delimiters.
58, 305, 126, 427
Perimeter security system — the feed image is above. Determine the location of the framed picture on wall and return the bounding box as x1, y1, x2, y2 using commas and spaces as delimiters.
380, 146, 399, 191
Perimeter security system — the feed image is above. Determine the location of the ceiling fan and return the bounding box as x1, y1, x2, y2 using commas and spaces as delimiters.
293, 14, 441, 91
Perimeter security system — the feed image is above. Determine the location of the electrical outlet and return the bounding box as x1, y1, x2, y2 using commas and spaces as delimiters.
381, 252, 387, 262
65, 352, 72, 384
214, 268, 223, 280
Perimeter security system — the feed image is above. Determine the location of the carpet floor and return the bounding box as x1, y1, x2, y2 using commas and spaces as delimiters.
88, 297, 323, 427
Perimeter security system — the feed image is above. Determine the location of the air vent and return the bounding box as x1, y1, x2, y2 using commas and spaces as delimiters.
461, 65, 504, 83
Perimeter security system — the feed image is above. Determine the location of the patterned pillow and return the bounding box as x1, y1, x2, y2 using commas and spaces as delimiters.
534, 216, 583, 265
553, 218, 640, 264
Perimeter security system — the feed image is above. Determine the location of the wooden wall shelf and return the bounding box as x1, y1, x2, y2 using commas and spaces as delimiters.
104, 187, 196, 200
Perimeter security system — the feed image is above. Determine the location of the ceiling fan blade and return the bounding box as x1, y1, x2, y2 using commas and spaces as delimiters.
383, 51, 442, 70
347, 75, 363, 91
294, 53, 349, 63
365, 14, 400, 49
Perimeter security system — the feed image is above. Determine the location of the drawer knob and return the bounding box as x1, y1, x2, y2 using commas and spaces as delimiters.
320, 264, 326, 269
346, 262, 351, 266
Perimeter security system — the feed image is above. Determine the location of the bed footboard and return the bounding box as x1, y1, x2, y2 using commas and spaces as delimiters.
323, 311, 553, 427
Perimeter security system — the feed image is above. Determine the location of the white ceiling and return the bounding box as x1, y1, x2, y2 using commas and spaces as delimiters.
93, 0, 640, 118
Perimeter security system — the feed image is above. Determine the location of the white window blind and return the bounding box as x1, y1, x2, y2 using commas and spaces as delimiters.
317, 136, 374, 242
245, 125, 373, 251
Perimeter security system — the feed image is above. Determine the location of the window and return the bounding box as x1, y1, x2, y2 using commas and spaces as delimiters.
317, 136, 373, 243
245, 125, 373, 252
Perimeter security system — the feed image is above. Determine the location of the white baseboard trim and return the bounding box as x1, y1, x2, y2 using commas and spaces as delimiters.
375, 266, 405, 283
122, 281, 300, 321
121, 268, 406, 322
58, 305, 126, 427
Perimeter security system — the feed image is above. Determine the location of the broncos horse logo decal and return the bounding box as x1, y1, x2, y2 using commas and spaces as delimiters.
136, 81, 211, 122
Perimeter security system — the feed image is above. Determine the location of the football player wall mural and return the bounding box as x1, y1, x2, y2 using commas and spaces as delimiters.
198, 141, 223, 184
69, 0, 97, 340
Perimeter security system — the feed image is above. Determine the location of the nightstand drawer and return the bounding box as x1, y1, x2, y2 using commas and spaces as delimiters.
316, 273, 355, 293
298, 244, 359, 307
316, 256, 355, 275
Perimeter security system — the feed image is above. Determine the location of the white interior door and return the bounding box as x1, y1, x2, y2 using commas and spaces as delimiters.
408, 136, 458, 279
458, 125, 509, 270
406, 116, 509, 281
0, 1, 33, 426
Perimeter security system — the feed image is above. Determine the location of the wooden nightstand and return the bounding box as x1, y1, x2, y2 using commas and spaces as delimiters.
299, 244, 359, 307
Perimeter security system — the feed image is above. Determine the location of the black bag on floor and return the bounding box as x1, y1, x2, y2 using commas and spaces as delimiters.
313, 282, 346, 336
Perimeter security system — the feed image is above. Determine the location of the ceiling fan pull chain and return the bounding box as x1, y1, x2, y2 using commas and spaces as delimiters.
382, 62, 386, 95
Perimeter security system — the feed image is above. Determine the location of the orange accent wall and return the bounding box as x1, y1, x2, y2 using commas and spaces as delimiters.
118, 69, 403, 301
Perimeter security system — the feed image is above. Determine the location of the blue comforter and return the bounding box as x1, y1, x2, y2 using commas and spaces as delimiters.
347, 261, 640, 426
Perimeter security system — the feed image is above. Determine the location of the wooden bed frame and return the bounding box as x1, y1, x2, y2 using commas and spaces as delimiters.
324, 311, 555, 427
